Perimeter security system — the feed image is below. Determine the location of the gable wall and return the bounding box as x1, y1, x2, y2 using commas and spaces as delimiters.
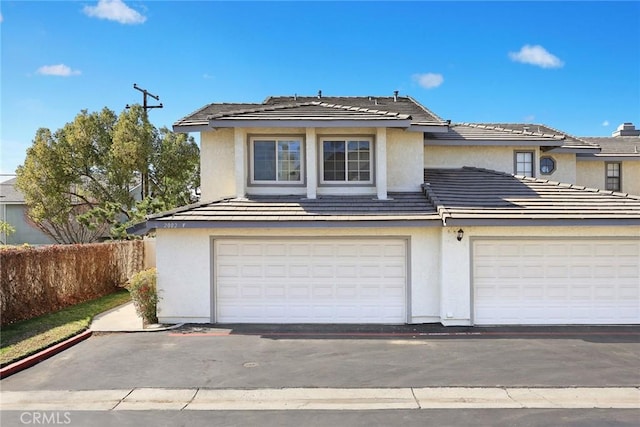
424, 145, 577, 183
577, 160, 640, 196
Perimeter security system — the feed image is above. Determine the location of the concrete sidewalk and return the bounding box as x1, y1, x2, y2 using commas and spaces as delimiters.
2, 387, 639, 411
90, 301, 180, 332
90, 301, 144, 332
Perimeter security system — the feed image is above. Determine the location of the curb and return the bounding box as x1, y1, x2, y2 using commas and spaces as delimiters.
0, 330, 93, 380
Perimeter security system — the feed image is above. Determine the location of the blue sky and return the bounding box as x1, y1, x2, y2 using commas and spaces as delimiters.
1, 1, 639, 175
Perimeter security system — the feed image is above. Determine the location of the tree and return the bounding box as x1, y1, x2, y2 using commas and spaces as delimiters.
0, 220, 16, 244
16, 105, 199, 244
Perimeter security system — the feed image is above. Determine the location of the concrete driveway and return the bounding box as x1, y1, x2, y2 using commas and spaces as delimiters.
1, 325, 639, 426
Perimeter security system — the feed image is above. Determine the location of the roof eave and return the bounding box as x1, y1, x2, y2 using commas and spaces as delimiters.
148, 218, 441, 229
577, 153, 640, 161
172, 124, 209, 133
444, 218, 640, 226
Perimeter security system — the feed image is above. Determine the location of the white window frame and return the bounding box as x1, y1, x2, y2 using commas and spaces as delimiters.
605, 162, 621, 192
319, 137, 374, 185
514, 151, 535, 177
249, 137, 304, 185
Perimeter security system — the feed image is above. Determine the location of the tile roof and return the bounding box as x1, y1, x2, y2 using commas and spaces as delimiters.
580, 136, 640, 156
423, 167, 640, 225
426, 123, 598, 150
0, 178, 25, 203
145, 192, 440, 228
131, 166, 640, 233
173, 95, 446, 129
265, 96, 445, 125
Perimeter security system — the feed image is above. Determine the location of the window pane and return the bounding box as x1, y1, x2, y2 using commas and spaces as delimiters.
323, 139, 371, 182
347, 140, 371, 182
254, 141, 276, 181
323, 141, 346, 181
540, 157, 555, 174
515, 152, 533, 177
277, 140, 301, 181
606, 163, 621, 191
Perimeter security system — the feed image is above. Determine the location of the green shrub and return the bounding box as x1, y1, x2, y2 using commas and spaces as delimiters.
126, 268, 159, 325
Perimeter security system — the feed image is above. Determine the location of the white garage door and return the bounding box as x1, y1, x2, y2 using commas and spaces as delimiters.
214, 238, 407, 323
473, 239, 640, 325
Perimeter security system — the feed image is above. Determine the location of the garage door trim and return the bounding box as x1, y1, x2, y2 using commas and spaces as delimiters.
210, 236, 411, 324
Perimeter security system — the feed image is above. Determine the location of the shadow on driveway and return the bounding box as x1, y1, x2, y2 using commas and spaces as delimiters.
171, 323, 640, 343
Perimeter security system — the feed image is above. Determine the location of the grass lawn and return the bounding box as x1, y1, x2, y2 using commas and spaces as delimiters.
0, 289, 131, 367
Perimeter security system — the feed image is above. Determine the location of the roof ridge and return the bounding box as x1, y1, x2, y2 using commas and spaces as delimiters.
406, 95, 446, 124
533, 123, 599, 148
206, 102, 318, 119
421, 183, 451, 225
310, 101, 410, 119
459, 123, 565, 140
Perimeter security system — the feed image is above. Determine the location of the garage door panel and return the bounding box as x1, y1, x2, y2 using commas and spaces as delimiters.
215, 238, 407, 324
474, 239, 640, 325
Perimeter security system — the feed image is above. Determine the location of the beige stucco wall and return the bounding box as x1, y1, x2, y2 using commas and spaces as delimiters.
155, 226, 441, 324
200, 126, 425, 200
387, 129, 424, 191
424, 146, 577, 184
425, 145, 536, 174
577, 160, 640, 196
439, 225, 640, 326
200, 129, 236, 201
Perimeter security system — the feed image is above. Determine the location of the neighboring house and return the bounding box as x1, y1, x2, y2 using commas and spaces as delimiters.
0, 177, 55, 245
134, 94, 640, 326
578, 122, 640, 196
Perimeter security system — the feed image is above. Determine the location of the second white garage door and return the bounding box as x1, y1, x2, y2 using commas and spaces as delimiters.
214, 238, 407, 324
473, 239, 640, 325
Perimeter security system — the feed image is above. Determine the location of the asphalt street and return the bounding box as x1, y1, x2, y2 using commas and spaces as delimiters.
1, 325, 639, 426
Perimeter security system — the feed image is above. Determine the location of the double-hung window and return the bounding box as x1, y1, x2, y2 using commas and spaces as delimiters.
605, 162, 621, 191
251, 137, 302, 184
514, 151, 534, 177
321, 138, 373, 184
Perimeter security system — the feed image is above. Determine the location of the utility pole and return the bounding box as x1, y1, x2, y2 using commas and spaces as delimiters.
125, 84, 163, 199
126, 83, 163, 115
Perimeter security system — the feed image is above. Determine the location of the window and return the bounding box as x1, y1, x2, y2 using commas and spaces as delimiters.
251, 138, 302, 184
606, 162, 621, 191
540, 156, 556, 175
321, 138, 372, 184
514, 151, 534, 177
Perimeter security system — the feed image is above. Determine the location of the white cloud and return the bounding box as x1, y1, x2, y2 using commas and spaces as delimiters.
509, 44, 564, 69
412, 73, 444, 89
602, 120, 610, 127
83, 0, 146, 25
0, 13, 4, 23
203, 73, 215, 80
524, 114, 536, 122
36, 64, 81, 77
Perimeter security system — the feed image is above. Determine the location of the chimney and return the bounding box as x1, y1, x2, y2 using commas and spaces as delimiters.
612, 122, 640, 137
393, 90, 399, 102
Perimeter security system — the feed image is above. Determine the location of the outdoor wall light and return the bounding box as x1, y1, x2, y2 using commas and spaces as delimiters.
456, 229, 464, 241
